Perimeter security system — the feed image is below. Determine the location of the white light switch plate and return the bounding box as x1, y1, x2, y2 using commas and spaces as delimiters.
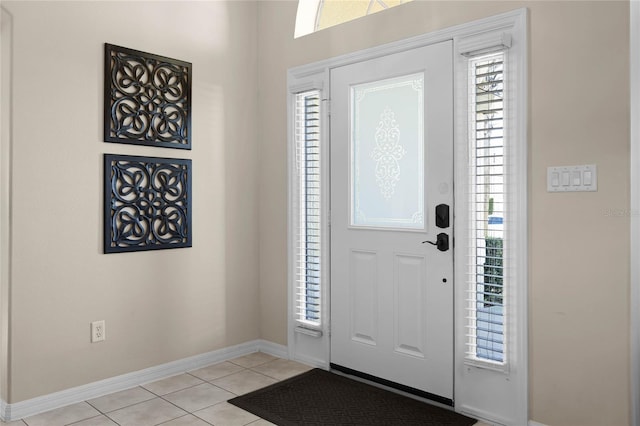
547, 164, 597, 192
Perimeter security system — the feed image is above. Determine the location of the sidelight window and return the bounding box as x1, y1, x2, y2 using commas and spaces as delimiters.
293, 90, 322, 329
466, 52, 506, 365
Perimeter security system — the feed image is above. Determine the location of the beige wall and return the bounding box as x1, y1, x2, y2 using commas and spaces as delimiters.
0, 1, 631, 424
257, 1, 630, 425
2, 0, 259, 402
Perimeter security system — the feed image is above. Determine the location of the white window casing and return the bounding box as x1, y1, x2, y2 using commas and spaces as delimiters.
454, 12, 527, 425
287, 75, 331, 368
287, 9, 527, 424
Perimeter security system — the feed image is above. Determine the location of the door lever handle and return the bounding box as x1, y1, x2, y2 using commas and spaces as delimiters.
422, 233, 449, 252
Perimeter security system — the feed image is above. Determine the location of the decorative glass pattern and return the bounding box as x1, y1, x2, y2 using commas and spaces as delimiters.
371, 108, 405, 199
351, 73, 424, 229
104, 44, 192, 150
104, 154, 192, 253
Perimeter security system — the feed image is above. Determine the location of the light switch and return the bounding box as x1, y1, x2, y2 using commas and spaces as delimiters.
572, 171, 581, 186
583, 170, 592, 186
547, 164, 597, 192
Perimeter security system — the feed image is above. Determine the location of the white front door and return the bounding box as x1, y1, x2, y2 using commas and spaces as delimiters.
330, 41, 454, 401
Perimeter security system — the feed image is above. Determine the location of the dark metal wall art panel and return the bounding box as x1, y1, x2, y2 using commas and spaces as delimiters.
104, 154, 192, 253
104, 44, 192, 149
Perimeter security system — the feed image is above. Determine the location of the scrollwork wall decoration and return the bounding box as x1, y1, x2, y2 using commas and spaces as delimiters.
104, 44, 192, 149
104, 154, 192, 253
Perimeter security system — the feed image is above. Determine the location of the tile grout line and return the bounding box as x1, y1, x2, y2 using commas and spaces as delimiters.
79, 368, 252, 426
150, 367, 255, 425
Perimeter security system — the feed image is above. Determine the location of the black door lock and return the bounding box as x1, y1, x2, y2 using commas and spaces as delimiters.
422, 233, 449, 252
436, 204, 450, 229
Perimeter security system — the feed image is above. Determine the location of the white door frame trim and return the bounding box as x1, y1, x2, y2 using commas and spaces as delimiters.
630, 2, 640, 425
287, 8, 528, 425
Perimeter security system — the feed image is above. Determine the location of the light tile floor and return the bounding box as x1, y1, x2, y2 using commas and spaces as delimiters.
3, 353, 307, 426
2, 353, 489, 426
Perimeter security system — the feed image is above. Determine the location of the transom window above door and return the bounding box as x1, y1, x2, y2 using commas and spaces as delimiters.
295, 0, 415, 38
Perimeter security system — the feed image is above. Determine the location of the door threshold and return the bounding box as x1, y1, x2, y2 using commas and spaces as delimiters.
329, 363, 454, 407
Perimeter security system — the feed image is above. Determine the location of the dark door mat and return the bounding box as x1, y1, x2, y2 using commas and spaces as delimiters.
228, 368, 477, 426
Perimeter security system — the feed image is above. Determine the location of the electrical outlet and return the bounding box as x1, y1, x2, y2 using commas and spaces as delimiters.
91, 320, 106, 343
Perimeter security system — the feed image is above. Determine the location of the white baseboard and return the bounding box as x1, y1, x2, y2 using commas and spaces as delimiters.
528, 421, 549, 426
458, 405, 510, 426
1, 339, 288, 422
0, 400, 7, 422
292, 353, 329, 369
256, 339, 288, 359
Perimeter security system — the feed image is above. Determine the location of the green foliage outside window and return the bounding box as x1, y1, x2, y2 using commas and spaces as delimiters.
484, 236, 503, 306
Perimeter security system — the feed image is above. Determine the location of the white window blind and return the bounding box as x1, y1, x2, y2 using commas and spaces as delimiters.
466, 52, 506, 365
293, 90, 322, 329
